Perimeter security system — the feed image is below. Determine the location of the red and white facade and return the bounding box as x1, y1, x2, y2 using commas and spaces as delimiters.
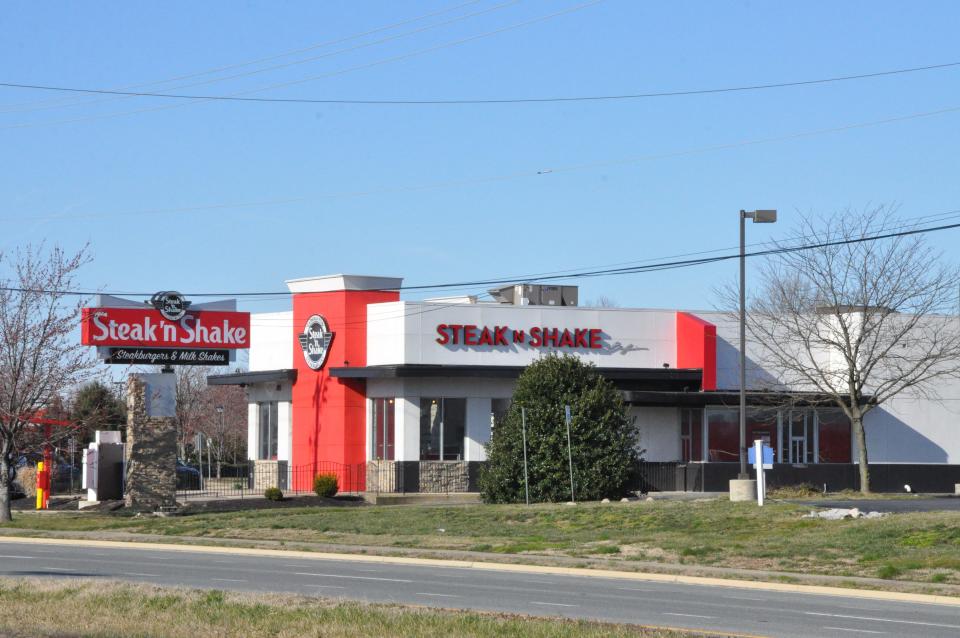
210, 274, 960, 493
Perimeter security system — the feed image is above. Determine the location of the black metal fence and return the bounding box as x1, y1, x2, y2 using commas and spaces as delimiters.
176, 461, 366, 500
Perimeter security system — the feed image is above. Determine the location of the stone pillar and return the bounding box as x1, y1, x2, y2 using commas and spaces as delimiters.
252, 460, 288, 491
125, 373, 178, 510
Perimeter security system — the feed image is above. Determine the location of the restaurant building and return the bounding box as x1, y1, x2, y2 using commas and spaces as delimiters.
209, 274, 960, 493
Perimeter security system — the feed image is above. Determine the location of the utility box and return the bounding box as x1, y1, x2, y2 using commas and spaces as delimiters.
81, 430, 124, 505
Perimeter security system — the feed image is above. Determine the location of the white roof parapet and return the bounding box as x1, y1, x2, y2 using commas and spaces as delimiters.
285, 274, 404, 293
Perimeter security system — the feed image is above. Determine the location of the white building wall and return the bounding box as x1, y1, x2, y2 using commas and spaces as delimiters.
249, 311, 293, 371
632, 407, 681, 461
697, 309, 960, 463
367, 302, 677, 369
246, 403, 257, 461
244, 381, 293, 462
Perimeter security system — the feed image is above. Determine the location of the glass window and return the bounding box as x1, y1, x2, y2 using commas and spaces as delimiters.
419, 398, 466, 461
680, 408, 703, 462
747, 409, 779, 461
372, 398, 395, 460
258, 401, 278, 460
706, 409, 738, 462
817, 409, 851, 463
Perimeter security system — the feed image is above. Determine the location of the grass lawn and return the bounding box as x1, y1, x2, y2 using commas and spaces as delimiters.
4, 499, 960, 586
0, 578, 702, 637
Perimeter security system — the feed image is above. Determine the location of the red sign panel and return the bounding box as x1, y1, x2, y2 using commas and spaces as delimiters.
81, 307, 250, 349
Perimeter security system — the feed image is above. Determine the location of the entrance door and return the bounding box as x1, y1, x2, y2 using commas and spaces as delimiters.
787, 411, 809, 464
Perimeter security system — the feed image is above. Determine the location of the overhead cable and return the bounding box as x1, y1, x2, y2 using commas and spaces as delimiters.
2, 61, 957, 106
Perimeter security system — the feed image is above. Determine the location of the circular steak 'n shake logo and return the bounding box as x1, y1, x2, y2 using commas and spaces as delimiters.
298, 314, 334, 370
150, 291, 190, 321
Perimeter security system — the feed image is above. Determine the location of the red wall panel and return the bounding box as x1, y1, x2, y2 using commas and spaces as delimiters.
675, 312, 717, 391
290, 289, 398, 490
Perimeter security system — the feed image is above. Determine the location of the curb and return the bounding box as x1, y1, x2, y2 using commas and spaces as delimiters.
2, 535, 958, 608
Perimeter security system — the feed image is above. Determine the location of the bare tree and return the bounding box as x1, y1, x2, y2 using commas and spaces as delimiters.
587, 295, 620, 308
202, 383, 247, 477
729, 207, 960, 493
0, 245, 95, 521
172, 366, 207, 461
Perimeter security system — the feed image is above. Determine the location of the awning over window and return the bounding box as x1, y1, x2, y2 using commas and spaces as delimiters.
207, 369, 297, 386
329, 364, 702, 392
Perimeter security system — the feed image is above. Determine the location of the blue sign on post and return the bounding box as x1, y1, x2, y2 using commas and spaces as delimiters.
748, 444, 774, 469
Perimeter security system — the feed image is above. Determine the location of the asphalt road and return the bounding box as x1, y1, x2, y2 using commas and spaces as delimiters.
1, 539, 958, 638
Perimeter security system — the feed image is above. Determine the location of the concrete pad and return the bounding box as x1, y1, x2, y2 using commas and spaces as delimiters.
729, 479, 756, 502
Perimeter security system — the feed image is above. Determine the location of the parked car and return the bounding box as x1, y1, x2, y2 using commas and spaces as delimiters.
7, 464, 25, 500
176, 460, 201, 489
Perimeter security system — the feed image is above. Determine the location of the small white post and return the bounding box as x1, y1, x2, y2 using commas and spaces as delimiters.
754, 439, 766, 507
521, 406, 530, 505
564, 405, 575, 503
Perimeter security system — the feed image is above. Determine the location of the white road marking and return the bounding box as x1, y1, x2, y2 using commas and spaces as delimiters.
664, 612, 716, 619
304, 585, 346, 590
416, 592, 461, 598
722, 595, 766, 602
294, 572, 412, 583
0, 555, 34, 559
123, 572, 160, 577
520, 579, 556, 585
210, 578, 247, 583
40, 567, 73, 572
806, 612, 960, 630
530, 601, 577, 607
823, 628, 886, 635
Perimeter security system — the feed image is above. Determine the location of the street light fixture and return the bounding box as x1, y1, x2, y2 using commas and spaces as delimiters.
739, 209, 777, 480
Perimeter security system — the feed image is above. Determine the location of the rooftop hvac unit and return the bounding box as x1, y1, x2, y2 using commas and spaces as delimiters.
487, 283, 579, 306
540, 285, 562, 306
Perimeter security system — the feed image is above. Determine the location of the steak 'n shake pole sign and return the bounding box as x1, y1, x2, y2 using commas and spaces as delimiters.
82, 308, 250, 348
82, 292, 250, 366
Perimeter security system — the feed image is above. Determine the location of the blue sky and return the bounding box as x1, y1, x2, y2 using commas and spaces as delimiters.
2, 0, 959, 314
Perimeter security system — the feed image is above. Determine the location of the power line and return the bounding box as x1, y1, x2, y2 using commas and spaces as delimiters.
0, 0, 604, 131
0, 0, 521, 116
0, 0, 490, 113
6, 216, 960, 300
2, 61, 957, 106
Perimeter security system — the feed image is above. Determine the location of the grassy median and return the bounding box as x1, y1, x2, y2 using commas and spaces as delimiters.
4, 499, 960, 586
0, 578, 702, 637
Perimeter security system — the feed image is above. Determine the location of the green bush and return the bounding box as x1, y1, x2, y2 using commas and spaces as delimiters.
480, 354, 639, 503
313, 472, 339, 498
264, 487, 283, 501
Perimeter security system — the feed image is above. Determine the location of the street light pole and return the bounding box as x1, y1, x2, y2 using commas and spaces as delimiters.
738, 209, 777, 480
739, 211, 748, 479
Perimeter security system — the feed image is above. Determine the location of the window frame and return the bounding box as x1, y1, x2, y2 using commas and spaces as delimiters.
419, 397, 466, 461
